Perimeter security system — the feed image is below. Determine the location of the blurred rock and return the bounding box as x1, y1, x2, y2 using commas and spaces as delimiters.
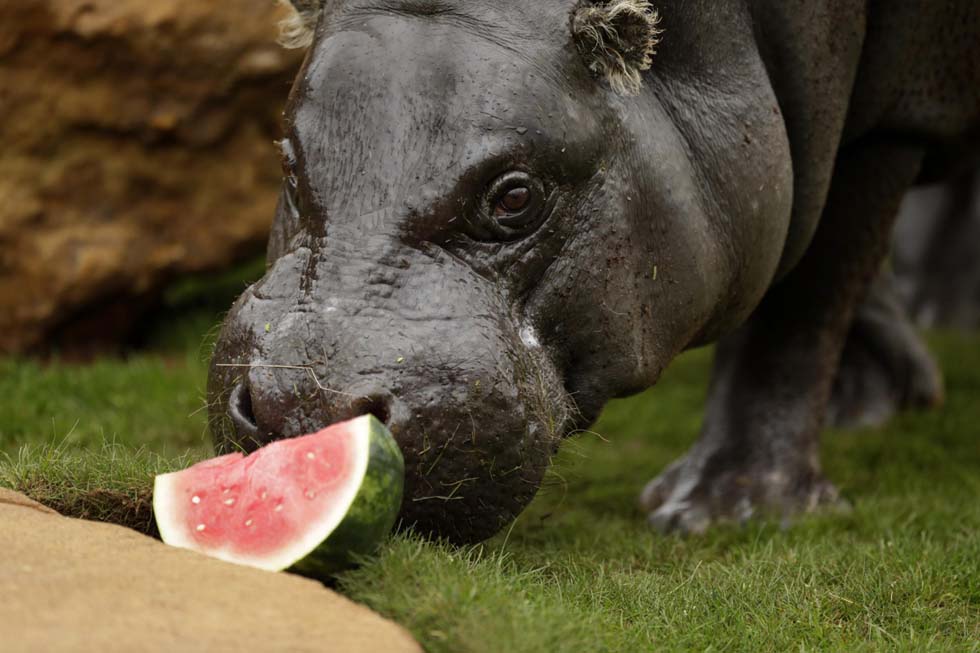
0, 0, 303, 354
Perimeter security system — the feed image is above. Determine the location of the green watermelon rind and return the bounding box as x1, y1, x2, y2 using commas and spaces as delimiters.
290, 416, 404, 578
153, 415, 404, 577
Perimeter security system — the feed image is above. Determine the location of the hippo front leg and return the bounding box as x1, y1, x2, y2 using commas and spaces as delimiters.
641, 142, 927, 534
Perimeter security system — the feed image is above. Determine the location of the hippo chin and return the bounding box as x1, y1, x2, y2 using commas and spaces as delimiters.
209, 0, 979, 542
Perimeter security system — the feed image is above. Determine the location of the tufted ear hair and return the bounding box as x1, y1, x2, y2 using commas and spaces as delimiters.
278, 0, 321, 49
571, 0, 662, 96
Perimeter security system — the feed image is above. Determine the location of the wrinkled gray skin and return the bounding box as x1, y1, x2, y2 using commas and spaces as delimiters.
209, 0, 980, 541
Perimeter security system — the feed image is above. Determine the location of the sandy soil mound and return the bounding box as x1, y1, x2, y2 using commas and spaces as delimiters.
0, 488, 421, 652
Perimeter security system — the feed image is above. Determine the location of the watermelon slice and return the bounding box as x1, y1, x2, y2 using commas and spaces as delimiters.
153, 414, 404, 577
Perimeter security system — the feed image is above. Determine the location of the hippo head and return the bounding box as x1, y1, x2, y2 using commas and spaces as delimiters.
208, 0, 792, 542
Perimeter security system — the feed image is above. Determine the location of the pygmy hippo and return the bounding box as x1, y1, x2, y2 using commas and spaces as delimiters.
208, 0, 980, 542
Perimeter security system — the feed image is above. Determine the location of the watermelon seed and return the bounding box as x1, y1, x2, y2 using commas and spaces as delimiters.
191, 495, 201, 504
245, 519, 254, 527
223, 498, 236, 506
274, 503, 284, 512
260, 491, 268, 500
305, 489, 316, 499
306, 452, 315, 460
196, 524, 206, 532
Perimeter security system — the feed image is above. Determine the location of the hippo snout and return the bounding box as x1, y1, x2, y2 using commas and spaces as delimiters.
207, 268, 576, 543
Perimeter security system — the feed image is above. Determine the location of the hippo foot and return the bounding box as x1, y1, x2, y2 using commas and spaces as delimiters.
639, 449, 848, 534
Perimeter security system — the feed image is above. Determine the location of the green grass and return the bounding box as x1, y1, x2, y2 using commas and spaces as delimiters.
0, 353, 212, 456
2, 332, 978, 651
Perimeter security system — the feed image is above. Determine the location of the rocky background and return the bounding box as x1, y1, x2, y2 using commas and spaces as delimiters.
0, 0, 303, 355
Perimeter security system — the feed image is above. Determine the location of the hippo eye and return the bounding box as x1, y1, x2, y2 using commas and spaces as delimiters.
482, 171, 550, 238
495, 187, 531, 215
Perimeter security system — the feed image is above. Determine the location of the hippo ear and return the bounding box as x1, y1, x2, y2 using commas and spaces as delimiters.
571, 0, 663, 96
278, 0, 322, 49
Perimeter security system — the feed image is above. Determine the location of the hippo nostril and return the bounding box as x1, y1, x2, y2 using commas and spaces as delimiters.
350, 394, 392, 427
228, 382, 259, 439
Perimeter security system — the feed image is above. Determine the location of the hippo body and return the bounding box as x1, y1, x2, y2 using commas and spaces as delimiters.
209, 0, 980, 541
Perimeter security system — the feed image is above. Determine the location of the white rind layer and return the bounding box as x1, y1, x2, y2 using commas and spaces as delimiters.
153, 415, 373, 572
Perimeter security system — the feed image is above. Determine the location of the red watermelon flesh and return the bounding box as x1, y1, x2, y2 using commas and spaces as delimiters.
153, 415, 404, 574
